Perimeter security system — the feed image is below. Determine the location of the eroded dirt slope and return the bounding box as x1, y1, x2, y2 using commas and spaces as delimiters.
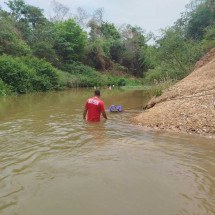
134, 48, 215, 138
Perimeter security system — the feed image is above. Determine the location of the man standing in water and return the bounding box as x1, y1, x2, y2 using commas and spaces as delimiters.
83, 89, 108, 122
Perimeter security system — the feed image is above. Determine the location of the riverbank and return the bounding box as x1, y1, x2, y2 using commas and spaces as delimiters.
0, 55, 141, 96
133, 48, 215, 139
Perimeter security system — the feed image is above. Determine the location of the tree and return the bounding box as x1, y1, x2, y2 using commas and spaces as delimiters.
120, 25, 147, 77
6, 0, 46, 27
0, 11, 31, 56
100, 22, 121, 40
87, 8, 104, 40
175, 0, 215, 40
146, 27, 203, 81
91, 8, 104, 25
75, 7, 89, 29
6, 0, 47, 43
50, 0, 70, 22
23, 5, 46, 28
83, 39, 113, 70
186, 3, 215, 40
6, 0, 26, 21
85, 21, 122, 70
54, 19, 87, 63
100, 22, 123, 63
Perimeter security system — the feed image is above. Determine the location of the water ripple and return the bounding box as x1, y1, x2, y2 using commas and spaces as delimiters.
0, 90, 215, 215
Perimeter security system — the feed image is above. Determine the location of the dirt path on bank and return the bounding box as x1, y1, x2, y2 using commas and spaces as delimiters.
133, 48, 215, 138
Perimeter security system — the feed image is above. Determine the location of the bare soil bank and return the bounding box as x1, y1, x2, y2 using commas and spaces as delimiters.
133, 48, 215, 138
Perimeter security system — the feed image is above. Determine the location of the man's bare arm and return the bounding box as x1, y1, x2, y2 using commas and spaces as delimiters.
83, 109, 87, 120
102, 110, 107, 119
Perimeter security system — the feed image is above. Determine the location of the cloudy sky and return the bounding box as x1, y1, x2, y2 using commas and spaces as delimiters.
1, 0, 191, 34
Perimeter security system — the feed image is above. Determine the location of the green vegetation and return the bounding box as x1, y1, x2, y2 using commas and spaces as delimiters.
143, 0, 215, 84
60, 63, 140, 87
143, 81, 175, 97
0, 0, 215, 96
0, 79, 11, 96
0, 55, 60, 93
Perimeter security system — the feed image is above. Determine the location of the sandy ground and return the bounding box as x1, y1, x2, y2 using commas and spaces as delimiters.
133, 48, 215, 139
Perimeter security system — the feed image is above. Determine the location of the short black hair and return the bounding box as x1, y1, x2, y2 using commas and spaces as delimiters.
94, 89, 100, 96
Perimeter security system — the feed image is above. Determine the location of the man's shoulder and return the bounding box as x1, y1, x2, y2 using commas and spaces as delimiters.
88, 97, 103, 102
87, 97, 100, 105
87, 97, 96, 101
87, 97, 104, 104
98, 99, 104, 106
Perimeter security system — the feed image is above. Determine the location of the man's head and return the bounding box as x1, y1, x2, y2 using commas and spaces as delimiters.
94, 89, 100, 97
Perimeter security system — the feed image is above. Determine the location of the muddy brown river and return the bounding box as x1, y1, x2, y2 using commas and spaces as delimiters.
0, 89, 215, 215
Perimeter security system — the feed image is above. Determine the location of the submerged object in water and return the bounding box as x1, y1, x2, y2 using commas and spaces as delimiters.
109, 105, 123, 112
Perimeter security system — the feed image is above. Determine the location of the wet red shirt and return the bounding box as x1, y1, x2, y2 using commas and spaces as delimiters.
85, 96, 105, 122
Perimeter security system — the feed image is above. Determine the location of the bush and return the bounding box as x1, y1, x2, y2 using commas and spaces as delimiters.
0, 16, 31, 56
60, 62, 141, 87
55, 70, 76, 88
83, 39, 113, 70
60, 63, 104, 87
20, 56, 60, 91
0, 55, 62, 93
145, 28, 204, 84
0, 55, 36, 93
0, 54, 141, 95
202, 25, 215, 50
61, 63, 98, 76
124, 78, 142, 86
143, 60, 195, 85
0, 79, 11, 96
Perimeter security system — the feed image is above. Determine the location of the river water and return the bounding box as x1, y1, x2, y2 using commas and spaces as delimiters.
0, 88, 215, 215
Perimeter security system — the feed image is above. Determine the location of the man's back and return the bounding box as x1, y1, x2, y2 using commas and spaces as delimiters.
85, 96, 105, 122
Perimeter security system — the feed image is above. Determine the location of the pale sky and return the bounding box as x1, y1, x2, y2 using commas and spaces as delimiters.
1, 0, 191, 35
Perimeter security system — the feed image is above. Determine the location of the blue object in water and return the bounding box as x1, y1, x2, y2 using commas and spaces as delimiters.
109, 105, 123, 112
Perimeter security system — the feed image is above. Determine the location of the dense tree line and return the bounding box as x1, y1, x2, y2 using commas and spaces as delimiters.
0, 0, 147, 76
0, 0, 215, 95
143, 0, 215, 83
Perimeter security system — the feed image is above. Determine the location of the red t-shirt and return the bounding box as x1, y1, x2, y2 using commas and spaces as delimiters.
85, 96, 105, 122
